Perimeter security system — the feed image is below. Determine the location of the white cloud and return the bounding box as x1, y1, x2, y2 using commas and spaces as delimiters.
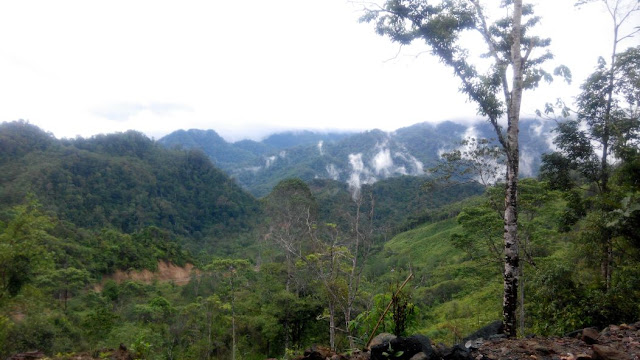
531, 120, 544, 137
519, 150, 535, 177
92, 102, 193, 122
265, 156, 277, 168
347, 153, 376, 199
326, 164, 340, 180
244, 166, 262, 173
371, 148, 394, 176
0, 0, 636, 141
394, 151, 424, 175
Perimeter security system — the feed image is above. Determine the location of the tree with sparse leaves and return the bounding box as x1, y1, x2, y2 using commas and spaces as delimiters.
540, 0, 639, 290
361, 0, 567, 337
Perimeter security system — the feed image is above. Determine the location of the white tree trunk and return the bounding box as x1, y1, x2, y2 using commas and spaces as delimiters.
329, 302, 336, 351
503, 0, 524, 339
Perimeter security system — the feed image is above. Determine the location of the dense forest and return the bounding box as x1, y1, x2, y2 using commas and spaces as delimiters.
158, 119, 554, 197
1, 0, 640, 359
1, 109, 639, 358
0, 120, 484, 358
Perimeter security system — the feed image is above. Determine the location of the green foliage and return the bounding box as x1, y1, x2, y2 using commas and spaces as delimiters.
529, 259, 640, 335
428, 137, 505, 188
527, 260, 587, 334
0, 121, 260, 239
0, 315, 12, 356
361, 1, 556, 126
4, 116, 640, 358
0, 199, 55, 299
6, 314, 57, 353
37, 267, 91, 311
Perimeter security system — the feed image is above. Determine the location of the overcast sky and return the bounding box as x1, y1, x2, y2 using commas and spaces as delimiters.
1, 1, 638, 142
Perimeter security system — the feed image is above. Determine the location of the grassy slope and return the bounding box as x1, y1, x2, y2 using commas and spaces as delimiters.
372, 186, 572, 344
378, 217, 502, 344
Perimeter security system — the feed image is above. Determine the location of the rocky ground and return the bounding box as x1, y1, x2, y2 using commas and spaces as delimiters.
7, 323, 639, 360
291, 322, 640, 360
467, 322, 639, 360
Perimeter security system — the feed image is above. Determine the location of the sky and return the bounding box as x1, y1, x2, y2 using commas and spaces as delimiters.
0, 1, 638, 142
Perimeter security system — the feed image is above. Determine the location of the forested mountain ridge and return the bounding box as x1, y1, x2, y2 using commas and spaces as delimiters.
159, 119, 555, 196
0, 120, 260, 238
1, 117, 639, 359
0, 120, 481, 245
158, 129, 353, 171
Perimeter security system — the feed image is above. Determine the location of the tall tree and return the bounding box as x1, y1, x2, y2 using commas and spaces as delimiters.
265, 179, 375, 350
206, 258, 251, 360
361, 0, 564, 337
263, 178, 318, 350
573, 0, 640, 194
0, 200, 55, 300
541, 0, 639, 289
264, 178, 317, 294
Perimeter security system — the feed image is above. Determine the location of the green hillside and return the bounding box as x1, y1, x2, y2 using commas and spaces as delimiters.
159, 119, 556, 197
0, 121, 260, 240
372, 215, 503, 344
364, 174, 640, 344
1, 120, 640, 359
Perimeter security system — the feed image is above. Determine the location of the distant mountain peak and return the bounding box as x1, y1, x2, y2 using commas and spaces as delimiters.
158, 119, 556, 197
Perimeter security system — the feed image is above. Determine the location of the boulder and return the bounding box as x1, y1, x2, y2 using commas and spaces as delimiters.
580, 327, 600, 345
441, 344, 472, 360
299, 345, 335, 360
464, 338, 483, 350
462, 321, 503, 342
592, 344, 628, 360
409, 353, 428, 360
370, 334, 435, 360
369, 333, 397, 349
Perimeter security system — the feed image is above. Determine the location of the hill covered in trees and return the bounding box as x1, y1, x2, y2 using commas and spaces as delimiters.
1, 115, 639, 359
159, 119, 555, 197
0, 120, 260, 239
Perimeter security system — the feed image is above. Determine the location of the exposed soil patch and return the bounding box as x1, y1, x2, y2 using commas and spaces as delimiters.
95, 261, 198, 290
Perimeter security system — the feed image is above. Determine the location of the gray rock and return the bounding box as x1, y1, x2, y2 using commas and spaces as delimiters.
462, 321, 503, 342
409, 353, 428, 360
592, 344, 628, 360
369, 333, 397, 348
370, 334, 435, 360
441, 344, 472, 360
581, 327, 600, 345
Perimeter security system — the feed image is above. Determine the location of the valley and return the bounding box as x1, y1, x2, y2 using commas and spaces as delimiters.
0, 118, 639, 359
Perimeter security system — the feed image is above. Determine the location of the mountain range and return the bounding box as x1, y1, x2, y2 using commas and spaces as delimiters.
159, 119, 556, 197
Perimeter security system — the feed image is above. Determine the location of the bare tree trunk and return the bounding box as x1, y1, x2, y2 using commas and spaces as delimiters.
344, 198, 366, 350
231, 293, 236, 360
226, 275, 237, 360
502, 0, 524, 339
329, 302, 336, 351
599, 0, 622, 292
345, 310, 354, 350
207, 310, 213, 359
602, 238, 613, 290
64, 288, 68, 312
